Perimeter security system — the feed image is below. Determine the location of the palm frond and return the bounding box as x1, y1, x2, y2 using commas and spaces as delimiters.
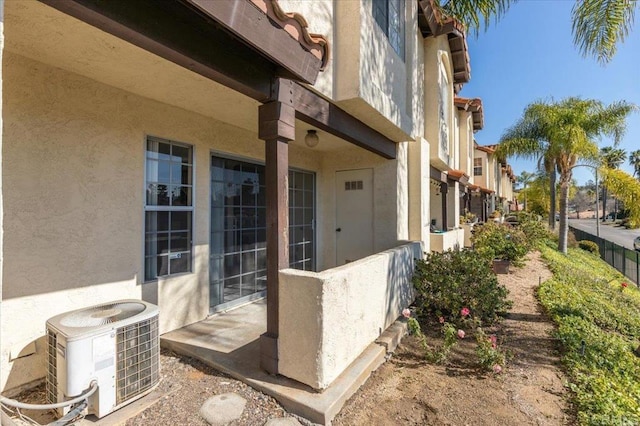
572, 0, 637, 64
438, 0, 517, 35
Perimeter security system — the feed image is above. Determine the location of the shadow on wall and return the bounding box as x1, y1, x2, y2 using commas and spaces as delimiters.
384, 242, 421, 328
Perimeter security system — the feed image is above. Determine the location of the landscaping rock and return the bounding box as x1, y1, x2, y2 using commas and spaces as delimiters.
200, 392, 247, 425
264, 417, 303, 426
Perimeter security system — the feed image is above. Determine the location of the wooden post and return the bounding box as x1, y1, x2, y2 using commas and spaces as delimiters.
258, 79, 295, 374
441, 182, 448, 230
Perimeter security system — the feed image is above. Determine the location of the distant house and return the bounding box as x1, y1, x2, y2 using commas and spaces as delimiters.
0, 0, 516, 398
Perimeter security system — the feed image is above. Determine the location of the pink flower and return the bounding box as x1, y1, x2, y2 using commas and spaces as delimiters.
457, 329, 465, 339
490, 335, 497, 346
460, 307, 470, 317
438, 316, 445, 324
493, 364, 502, 374
402, 308, 411, 318
622, 282, 629, 288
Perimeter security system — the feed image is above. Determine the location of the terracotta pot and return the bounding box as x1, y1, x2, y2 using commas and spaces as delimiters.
492, 259, 510, 274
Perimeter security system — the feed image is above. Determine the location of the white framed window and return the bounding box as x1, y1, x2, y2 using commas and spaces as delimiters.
372, 0, 405, 60
144, 136, 193, 281
474, 158, 483, 176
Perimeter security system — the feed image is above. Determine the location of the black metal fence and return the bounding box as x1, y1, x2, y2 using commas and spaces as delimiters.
570, 226, 639, 286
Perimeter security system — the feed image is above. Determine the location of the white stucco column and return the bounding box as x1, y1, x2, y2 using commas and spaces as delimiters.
408, 137, 430, 252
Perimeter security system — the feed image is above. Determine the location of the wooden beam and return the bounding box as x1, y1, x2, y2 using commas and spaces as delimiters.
292, 83, 397, 159
184, 0, 322, 85
430, 166, 447, 182
39, 0, 274, 102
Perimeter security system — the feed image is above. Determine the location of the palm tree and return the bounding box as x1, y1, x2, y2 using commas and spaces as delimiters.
437, 0, 638, 63
516, 171, 535, 211
630, 149, 640, 178
497, 97, 635, 254
600, 146, 627, 220
496, 105, 559, 229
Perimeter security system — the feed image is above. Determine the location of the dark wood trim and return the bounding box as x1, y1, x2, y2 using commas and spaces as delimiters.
258, 97, 294, 375
184, 0, 322, 85
40, 1, 396, 161
39, 0, 275, 101
292, 84, 397, 160
430, 166, 447, 183
441, 182, 449, 230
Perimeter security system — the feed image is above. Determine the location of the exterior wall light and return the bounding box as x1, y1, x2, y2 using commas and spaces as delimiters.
305, 129, 319, 148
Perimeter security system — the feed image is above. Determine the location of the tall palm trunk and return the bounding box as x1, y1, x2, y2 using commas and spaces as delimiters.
558, 173, 571, 254
549, 168, 557, 230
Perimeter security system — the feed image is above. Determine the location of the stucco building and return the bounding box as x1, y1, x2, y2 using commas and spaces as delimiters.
0, 0, 516, 420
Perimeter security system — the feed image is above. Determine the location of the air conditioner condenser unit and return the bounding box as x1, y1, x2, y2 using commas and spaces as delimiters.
46, 300, 160, 418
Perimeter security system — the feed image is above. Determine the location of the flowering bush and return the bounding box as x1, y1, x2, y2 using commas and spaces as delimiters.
475, 327, 506, 372
404, 309, 459, 364
413, 249, 511, 324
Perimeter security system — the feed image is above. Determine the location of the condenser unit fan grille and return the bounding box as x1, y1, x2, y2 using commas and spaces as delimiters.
60, 302, 147, 328
46, 330, 58, 405
116, 315, 160, 405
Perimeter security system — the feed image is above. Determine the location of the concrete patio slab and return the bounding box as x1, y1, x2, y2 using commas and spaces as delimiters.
161, 300, 407, 425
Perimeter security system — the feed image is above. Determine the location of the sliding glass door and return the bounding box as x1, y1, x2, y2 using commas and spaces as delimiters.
210, 155, 315, 311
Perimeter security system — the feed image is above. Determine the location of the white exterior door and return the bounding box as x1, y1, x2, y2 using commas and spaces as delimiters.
336, 169, 373, 265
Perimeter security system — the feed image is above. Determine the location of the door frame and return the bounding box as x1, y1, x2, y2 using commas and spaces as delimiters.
334, 167, 374, 265
209, 150, 316, 314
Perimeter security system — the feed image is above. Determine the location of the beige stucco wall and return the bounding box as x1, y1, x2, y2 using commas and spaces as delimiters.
407, 137, 430, 252
424, 35, 454, 170
333, 0, 422, 141
430, 228, 464, 252
278, 241, 422, 389
317, 146, 408, 271
276, 0, 334, 99
0, 0, 4, 393
458, 111, 473, 177
1, 0, 424, 393
473, 149, 489, 188
0, 53, 327, 391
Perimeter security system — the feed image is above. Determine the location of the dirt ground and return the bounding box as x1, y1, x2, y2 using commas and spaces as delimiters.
333, 251, 572, 425
5, 252, 572, 425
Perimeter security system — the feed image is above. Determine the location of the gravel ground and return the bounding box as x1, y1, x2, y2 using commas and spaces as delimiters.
126, 350, 290, 426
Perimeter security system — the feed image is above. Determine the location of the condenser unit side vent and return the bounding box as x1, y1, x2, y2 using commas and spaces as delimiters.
116, 315, 159, 405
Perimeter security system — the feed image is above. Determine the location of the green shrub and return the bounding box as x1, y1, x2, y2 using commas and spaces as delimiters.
515, 213, 552, 246
472, 221, 529, 264
412, 249, 511, 324
578, 240, 600, 255
539, 245, 640, 424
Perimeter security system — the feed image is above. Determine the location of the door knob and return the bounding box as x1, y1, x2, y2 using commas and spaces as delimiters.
336, 228, 341, 232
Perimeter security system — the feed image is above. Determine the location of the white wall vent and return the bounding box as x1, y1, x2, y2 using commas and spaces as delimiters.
46, 300, 160, 418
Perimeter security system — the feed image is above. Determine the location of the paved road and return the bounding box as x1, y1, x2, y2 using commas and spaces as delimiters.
570, 219, 640, 251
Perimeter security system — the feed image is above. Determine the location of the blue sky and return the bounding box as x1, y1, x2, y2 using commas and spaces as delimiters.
459, 0, 640, 186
